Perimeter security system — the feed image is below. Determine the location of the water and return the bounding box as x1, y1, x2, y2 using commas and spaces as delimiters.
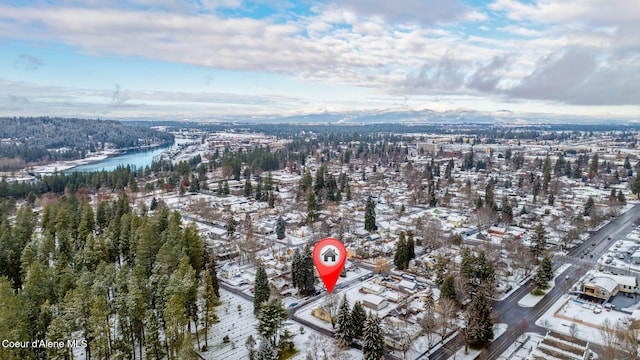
69, 144, 172, 172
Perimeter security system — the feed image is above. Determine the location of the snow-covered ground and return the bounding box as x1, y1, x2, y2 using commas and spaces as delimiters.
496, 332, 545, 360
201, 289, 259, 359
447, 323, 508, 360
536, 294, 633, 346
518, 263, 571, 308
201, 288, 359, 360
296, 277, 398, 333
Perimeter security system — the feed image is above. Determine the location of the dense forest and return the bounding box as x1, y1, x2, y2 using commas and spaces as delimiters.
0, 195, 219, 360
0, 118, 174, 171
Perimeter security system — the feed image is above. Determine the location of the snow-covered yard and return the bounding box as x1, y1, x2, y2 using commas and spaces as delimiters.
536, 294, 635, 346
201, 288, 359, 360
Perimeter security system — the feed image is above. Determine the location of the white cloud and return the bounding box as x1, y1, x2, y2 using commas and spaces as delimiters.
0, 0, 639, 114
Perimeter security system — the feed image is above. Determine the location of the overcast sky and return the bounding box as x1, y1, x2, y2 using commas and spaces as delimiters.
1, 0, 639, 120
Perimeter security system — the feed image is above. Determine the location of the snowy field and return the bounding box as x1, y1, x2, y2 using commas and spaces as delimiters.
201, 288, 361, 360
201, 289, 259, 359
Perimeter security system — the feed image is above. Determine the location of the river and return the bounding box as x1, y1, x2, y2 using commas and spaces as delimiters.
68, 144, 172, 172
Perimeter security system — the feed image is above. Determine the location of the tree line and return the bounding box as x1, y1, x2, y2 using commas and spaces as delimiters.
0, 117, 173, 170
0, 194, 221, 360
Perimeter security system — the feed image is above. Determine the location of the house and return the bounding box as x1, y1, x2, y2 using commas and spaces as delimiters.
488, 226, 507, 236
398, 279, 417, 292
311, 307, 333, 323
220, 263, 241, 279
361, 283, 384, 295
531, 330, 590, 360
363, 294, 388, 311
583, 276, 617, 301
583, 273, 638, 302
207, 226, 227, 240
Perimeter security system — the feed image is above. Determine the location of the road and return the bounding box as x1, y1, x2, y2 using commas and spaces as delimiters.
218, 203, 640, 360
427, 202, 640, 360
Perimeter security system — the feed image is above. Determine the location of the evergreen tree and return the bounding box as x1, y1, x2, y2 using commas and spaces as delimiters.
255, 181, 263, 201
407, 231, 415, 260
589, 153, 599, 179
291, 248, 301, 291
464, 291, 493, 349
245, 335, 257, 360
501, 195, 513, 224
291, 246, 316, 296
223, 179, 230, 195
202, 265, 219, 350
300, 168, 313, 194
306, 188, 318, 224
363, 313, 384, 360
255, 337, 278, 360
257, 298, 288, 347
393, 231, 409, 270
440, 275, 457, 303
435, 255, 447, 286
314, 165, 326, 195
533, 255, 553, 290
244, 177, 253, 198
530, 223, 547, 259
583, 196, 595, 216
276, 216, 286, 240
254, 267, 270, 314
301, 247, 316, 296
0, 277, 27, 360
351, 301, 367, 339
618, 190, 627, 205
364, 196, 377, 231
204, 248, 220, 297
460, 248, 495, 294
226, 216, 237, 238
145, 310, 165, 360
334, 295, 353, 348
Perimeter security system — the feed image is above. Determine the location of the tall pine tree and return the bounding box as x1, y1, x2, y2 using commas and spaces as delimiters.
530, 223, 547, 259
464, 291, 493, 349
254, 267, 270, 314
276, 216, 286, 240
351, 301, 367, 339
363, 313, 384, 360
334, 295, 354, 348
394, 231, 409, 270
257, 298, 288, 347
364, 196, 377, 231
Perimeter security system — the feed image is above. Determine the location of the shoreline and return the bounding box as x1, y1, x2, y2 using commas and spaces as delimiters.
2, 142, 172, 179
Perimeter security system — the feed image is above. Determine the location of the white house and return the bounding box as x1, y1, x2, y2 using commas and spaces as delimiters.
363, 294, 388, 311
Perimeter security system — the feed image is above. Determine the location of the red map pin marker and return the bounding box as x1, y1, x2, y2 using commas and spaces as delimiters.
313, 237, 347, 294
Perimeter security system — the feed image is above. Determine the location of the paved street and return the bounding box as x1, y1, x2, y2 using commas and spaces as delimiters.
219, 202, 640, 360
429, 202, 640, 360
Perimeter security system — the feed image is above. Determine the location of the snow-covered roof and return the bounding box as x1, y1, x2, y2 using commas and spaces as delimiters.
607, 274, 637, 288
587, 277, 618, 293
362, 283, 384, 293
398, 279, 417, 291
363, 294, 387, 306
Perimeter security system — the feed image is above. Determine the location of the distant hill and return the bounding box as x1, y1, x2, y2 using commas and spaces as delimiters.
0, 117, 174, 171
